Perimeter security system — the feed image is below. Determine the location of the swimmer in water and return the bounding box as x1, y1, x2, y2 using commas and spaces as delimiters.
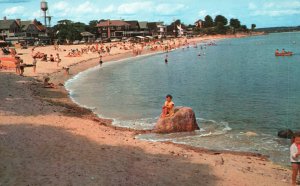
165, 55, 168, 63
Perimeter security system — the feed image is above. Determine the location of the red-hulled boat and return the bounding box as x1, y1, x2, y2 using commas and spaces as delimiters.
275, 52, 293, 56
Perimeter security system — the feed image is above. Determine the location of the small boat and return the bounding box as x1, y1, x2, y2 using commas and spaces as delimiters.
275, 52, 293, 56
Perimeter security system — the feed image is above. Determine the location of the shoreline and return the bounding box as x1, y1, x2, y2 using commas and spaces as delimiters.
49, 34, 276, 158
0, 34, 292, 185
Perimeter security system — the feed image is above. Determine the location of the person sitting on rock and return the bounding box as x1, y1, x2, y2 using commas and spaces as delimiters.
161, 95, 175, 118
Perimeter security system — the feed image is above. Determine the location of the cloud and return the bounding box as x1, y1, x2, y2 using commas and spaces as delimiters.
114, 2, 186, 16
52, 1, 70, 17
211, 11, 221, 17
155, 4, 186, 16
74, 1, 97, 14
252, 9, 300, 16
52, 1, 100, 20
31, 10, 41, 19
53, 1, 69, 11
262, 1, 300, 9
117, 2, 153, 15
249, 1, 300, 17
198, 10, 207, 17
3, 6, 25, 15
102, 5, 115, 13
0, 0, 31, 3
248, 2, 257, 10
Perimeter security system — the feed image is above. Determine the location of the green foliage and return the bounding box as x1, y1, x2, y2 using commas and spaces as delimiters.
230, 18, 241, 33
238, 25, 249, 32
230, 19, 241, 29
251, 24, 256, 31
53, 20, 99, 42
53, 20, 87, 42
204, 15, 214, 28
57, 19, 73, 25
87, 20, 99, 34
201, 15, 245, 35
214, 15, 228, 26
215, 22, 228, 34
73, 22, 88, 32
203, 27, 217, 35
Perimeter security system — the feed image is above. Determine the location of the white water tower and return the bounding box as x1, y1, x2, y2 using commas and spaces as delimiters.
41, 0, 49, 27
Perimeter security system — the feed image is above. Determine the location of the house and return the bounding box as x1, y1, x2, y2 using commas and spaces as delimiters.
137, 21, 151, 36
138, 22, 148, 31
166, 20, 187, 37
147, 22, 164, 36
157, 25, 167, 38
81, 31, 95, 42
126, 20, 140, 31
124, 20, 151, 37
20, 19, 47, 38
125, 20, 143, 37
96, 20, 130, 38
195, 19, 204, 29
0, 17, 21, 40
0, 17, 49, 43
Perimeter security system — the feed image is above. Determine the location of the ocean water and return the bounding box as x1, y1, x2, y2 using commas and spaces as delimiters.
65, 32, 300, 165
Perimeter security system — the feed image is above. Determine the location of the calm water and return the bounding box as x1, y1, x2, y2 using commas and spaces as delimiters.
66, 32, 300, 165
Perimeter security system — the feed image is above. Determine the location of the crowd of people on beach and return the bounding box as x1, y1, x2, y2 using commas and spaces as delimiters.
0, 37, 221, 81
0, 39, 180, 82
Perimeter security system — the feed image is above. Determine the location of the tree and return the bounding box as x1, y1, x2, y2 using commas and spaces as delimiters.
230, 18, 241, 33
73, 22, 87, 33
230, 19, 241, 29
215, 22, 227, 34
251, 24, 256, 31
53, 20, 85, 42
204, 15, 214, 28
240, 25, 248, 32
57, 19, 73, 25
87, 20, 99, 35
214, 15, 228, 26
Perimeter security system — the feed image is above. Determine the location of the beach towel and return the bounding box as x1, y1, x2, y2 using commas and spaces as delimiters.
0, 57, 17, 68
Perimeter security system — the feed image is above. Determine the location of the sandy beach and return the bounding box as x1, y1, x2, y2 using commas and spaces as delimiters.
0, 34, 292, 186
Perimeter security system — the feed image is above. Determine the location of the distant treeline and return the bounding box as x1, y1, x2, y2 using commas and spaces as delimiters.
194, 15, 256, 35
255, 26, 300, 33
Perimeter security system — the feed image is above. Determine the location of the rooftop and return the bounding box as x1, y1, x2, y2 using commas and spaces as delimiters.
0, 19, 17, 30
97, 20, 130, 27
139, 22, 148, 29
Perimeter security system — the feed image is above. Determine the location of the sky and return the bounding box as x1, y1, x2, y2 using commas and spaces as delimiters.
0, 0, 300, 28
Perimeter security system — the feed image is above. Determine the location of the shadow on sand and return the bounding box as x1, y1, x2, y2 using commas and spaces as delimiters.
0, 124, 218, 186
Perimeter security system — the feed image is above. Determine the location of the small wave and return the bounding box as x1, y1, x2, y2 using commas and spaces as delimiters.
112, 117, 158, 130
197, 118, 232, 133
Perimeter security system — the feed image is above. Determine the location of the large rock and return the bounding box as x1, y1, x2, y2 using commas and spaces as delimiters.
154, 107, 199, 133
278, 129, 294, 139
